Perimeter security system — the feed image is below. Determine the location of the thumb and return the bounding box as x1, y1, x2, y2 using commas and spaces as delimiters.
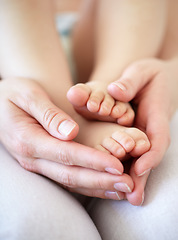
30, 96, 79, 141
8, 80, 79, 141
107, 59, 162, 102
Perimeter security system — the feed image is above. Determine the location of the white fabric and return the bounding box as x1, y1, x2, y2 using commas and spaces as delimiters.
0, 146, 101, 240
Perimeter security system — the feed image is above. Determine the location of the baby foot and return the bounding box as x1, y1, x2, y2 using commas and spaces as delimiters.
75, 119, 150, 161
67, 82, 135, 126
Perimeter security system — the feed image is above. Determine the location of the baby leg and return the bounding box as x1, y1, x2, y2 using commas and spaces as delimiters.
69, 0, 168, 125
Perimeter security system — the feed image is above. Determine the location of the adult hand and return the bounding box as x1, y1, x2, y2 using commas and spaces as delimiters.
108, 58, 178, 205
0, 77, 134, 199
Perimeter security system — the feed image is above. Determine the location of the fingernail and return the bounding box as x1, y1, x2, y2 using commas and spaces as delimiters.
112, 82, 127, 91
114, 183, 132, 193
105, 167, 122, 175
138, 168, 151, 177
140, 192, 145, 206
105, 191, 121, 200
58, 120, 76, 136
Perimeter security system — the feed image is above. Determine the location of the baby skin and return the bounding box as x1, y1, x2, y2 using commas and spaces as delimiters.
74, 115, 150, 163
67, 81, 134, 126
67, 0, 167, 128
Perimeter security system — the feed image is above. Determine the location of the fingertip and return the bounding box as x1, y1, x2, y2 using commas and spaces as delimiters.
126, 190, 144, 206
133, 154, 152, 177
127, 159, 149, 206
104, 154, 124, 175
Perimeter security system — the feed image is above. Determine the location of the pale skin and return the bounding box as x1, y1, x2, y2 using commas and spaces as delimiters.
1, 0, 177, 206
0, 78, 135, 200
69, 0, 178, 205
114, 57, 178, 205
68, 0, 168, 126
0, 0, 151, 202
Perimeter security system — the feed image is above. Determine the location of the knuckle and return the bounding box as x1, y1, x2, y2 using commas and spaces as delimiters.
88, 190, 98, 198
23, 87, 41, 112
43, 107, 60, 129
17, 156, 36, 172
58, 170, 76, 188
58, 144, 72, 166
14, 136, 34, 158
96, 177, 106, 190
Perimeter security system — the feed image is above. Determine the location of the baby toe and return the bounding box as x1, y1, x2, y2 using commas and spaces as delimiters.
87, 90, 105, 112
102, 137, 126, 158
112, 130, 135, 152
67, 83, 91, 107
99, 94, 115, 116
124, 128, 151, 157
131, 137, 151, 157
95, 144, 111, 154
111, 101, 126, 119
117, 107, 135, 126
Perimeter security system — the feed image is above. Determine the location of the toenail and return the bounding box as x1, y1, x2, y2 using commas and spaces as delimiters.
58, 120, 77, 136
112, 82, 127, 91
125, 140, 135, 151
116, 148, 125, 157
136, 139, 147, 146
89, 100, 98, 107
102, 105, 109, 111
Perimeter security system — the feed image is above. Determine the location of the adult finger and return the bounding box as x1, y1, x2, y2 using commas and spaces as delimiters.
126, 159, 150, 206
134, 114, 170, 176
31, 158, 134, 192
69, 188, 125, 201
28, 129, 124, 175
29, 94, 79, 140
107, 59, 162, 102
0, 92, 124, 175
5, 78, 79, 140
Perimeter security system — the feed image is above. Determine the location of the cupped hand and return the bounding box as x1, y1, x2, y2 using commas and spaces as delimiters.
108, 58, 178, 205
0, 77, 134, 199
